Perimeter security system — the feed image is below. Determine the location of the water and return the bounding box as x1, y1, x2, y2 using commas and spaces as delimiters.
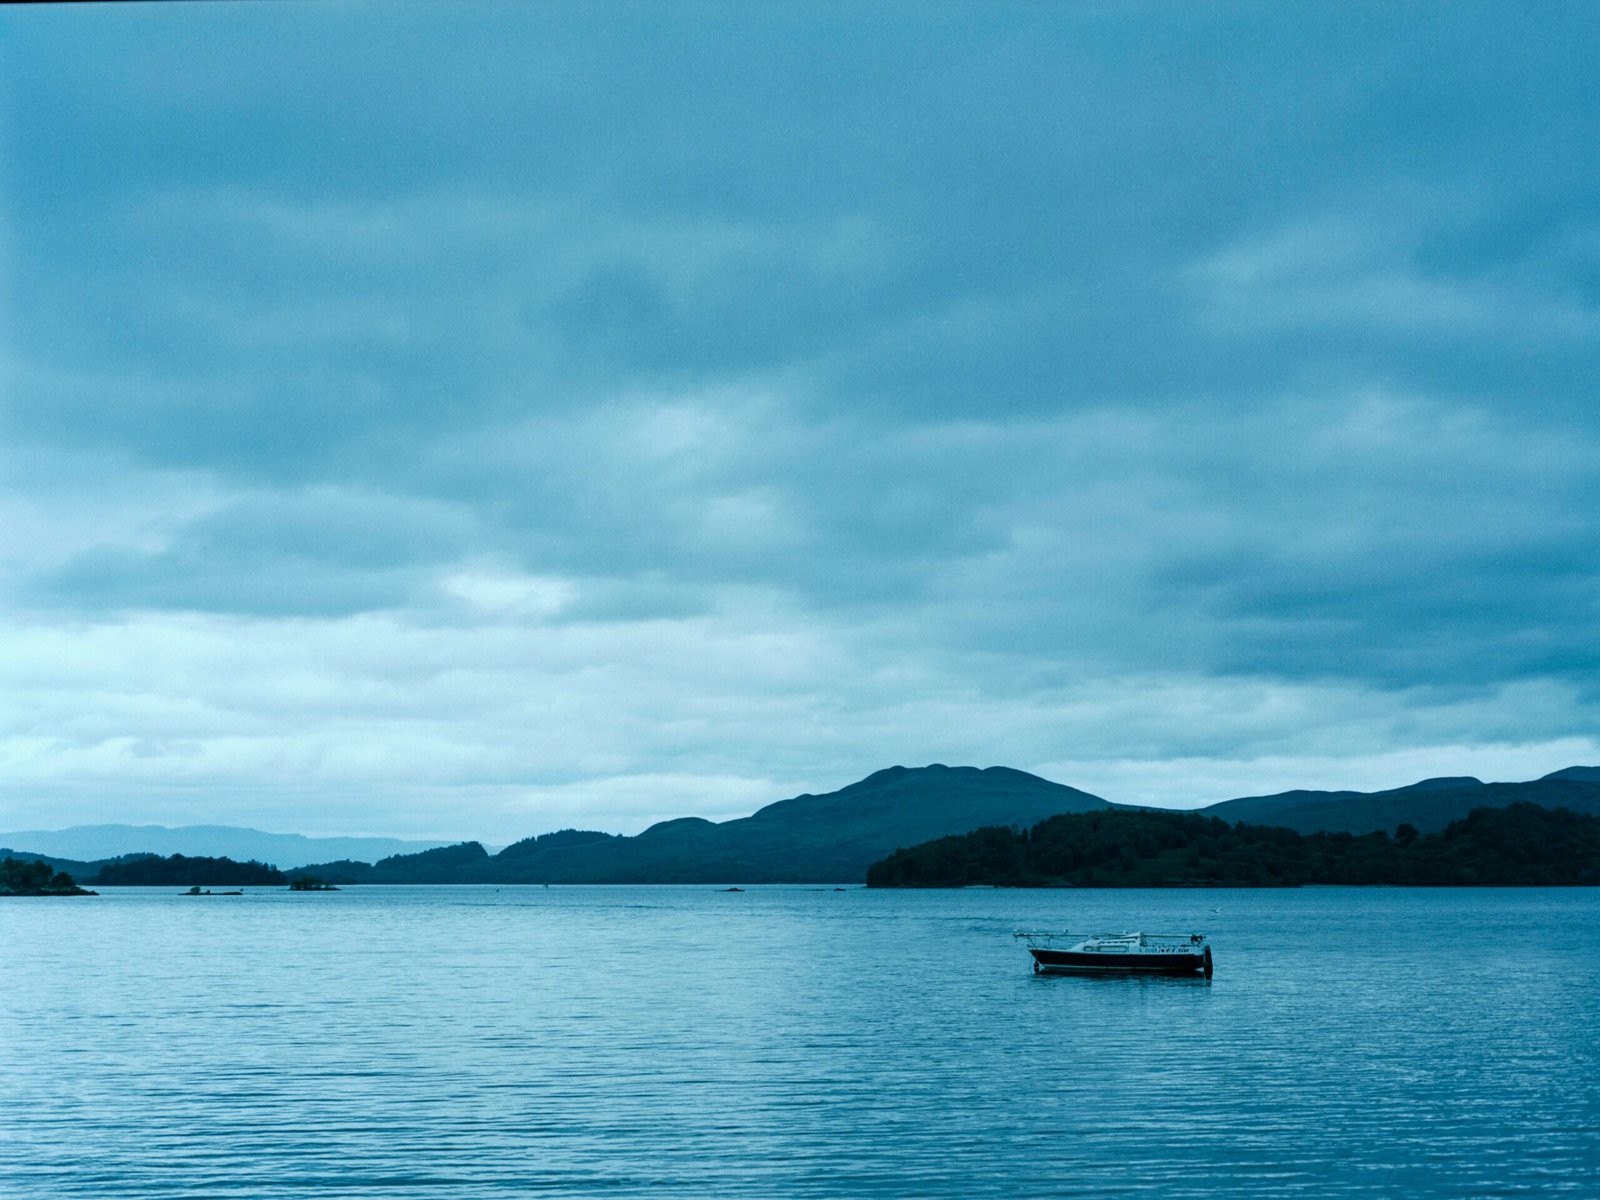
3, 886, 1597, 1198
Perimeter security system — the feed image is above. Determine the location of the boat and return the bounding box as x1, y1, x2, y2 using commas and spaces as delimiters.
1014, 930, 1212, 976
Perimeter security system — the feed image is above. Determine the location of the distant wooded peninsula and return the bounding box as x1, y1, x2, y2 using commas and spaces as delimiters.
866, 803, 1600, 888
5, 764, 1600, 889
95, 855, 288, 887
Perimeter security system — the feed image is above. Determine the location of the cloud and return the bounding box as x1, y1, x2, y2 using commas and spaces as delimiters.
30, 486, 480, 617
1191, 214, 1600, 347
3, 3, 1599, 837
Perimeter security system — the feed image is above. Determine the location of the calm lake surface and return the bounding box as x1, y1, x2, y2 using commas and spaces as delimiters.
4, 886, 1598, 1198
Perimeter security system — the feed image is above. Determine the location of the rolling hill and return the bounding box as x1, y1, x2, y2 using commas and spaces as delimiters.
1196, 772, 1600, 834
12, 764, 1598, 887
303, 764, 1114, 884
0, 824, 453, 869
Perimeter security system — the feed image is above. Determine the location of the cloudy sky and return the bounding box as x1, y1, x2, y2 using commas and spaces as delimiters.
2, 3, 1597, 842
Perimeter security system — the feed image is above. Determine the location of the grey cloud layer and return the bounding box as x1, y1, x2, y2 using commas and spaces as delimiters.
3, 3, 1598, 834
26, 395, 1594, 693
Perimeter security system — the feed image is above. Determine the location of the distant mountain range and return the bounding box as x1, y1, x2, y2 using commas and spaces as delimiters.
1198, 768, 1600, 834
303, 764, 1113, 884
6, 764, 1599, 885
514, 763, 1111, 882
0, 824, 451, 869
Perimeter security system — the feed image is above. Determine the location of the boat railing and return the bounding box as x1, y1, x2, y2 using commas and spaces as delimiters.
1012, 930, 1206, 947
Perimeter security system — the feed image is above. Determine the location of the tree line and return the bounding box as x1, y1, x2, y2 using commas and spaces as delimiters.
1, 856, 95, 895
865, 803, 1600, 887
92, 854, 288, 887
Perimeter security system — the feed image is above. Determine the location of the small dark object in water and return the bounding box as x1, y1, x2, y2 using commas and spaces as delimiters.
721, 886, 745, 892
289, 878, 339, 892
182, 886, 244, 896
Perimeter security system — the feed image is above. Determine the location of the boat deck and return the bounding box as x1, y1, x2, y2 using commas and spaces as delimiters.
1014, 931, 1213, 976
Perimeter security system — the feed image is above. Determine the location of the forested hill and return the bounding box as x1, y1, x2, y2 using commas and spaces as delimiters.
93, 855, 288, 887
13, 765, 1597, 887
285, 765, 1600, 884
295, 765, 1114, 884
866, 803, 1600, 888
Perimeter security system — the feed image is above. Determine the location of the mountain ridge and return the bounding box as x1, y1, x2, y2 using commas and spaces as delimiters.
1198, 775, 1600, 835
0, 824, 454, 869
295, 764, 1114, 884
8, 764, 1598, 884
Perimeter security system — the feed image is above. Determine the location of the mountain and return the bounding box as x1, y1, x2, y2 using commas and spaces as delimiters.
298, 841, 495, 885
1543, 766, 1600, 782
0, 824, 453, 869
19, 763, 1598, 887
300, 764, 1114, 884
1198, 772, 1600, 835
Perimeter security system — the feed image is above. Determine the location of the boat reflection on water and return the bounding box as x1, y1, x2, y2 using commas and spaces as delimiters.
1014, 930, 1213, 977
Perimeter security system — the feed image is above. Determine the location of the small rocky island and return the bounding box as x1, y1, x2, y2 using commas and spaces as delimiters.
288, 876, 339, 891
1, 856, 96, 896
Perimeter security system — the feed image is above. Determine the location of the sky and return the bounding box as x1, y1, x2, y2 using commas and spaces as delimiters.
2, 2, 1598, 842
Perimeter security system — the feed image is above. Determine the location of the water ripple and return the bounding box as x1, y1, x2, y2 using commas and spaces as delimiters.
3, 886, 1597, 1197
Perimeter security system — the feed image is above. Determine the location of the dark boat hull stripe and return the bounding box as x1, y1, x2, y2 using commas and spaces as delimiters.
1029, 948, 1208, 974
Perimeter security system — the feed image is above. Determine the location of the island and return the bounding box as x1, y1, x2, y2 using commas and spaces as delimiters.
1, 856, 96, 896
288, 876, 339, 891
94, 854, 288, 887
866, 802, 1600, 887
